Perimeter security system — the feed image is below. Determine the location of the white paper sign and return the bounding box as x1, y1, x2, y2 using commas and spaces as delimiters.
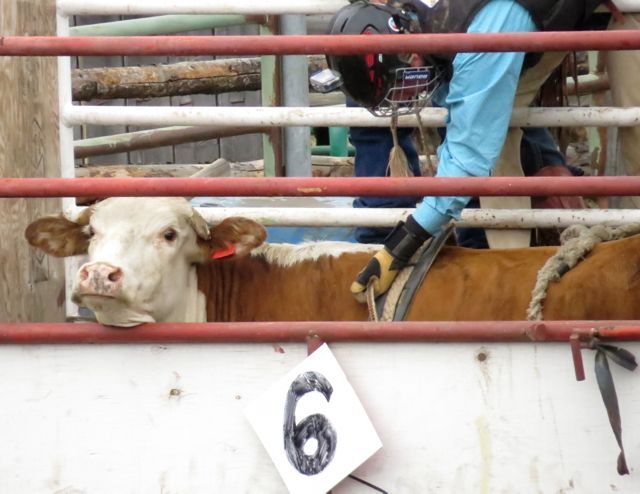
245, 344, 382, 494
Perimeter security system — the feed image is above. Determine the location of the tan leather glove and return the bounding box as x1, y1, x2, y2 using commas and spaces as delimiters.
350, 216, 432, 303
350, 248, 402, 303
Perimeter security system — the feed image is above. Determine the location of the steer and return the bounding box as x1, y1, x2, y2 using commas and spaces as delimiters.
25, 197, 640, 327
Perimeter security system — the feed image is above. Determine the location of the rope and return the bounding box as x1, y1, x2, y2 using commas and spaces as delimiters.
386, 110, 413, 177
527, 223, 640, 320
381, 264, 413, 321
415, 111, 437, 176
390, 111, 400, 148
365, 253, 420, 322
366, 282, 379, 322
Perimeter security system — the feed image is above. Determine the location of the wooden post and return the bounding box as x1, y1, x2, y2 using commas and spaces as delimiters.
0, 0, 65, 322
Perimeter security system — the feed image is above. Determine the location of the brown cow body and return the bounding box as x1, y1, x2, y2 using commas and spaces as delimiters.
198, 239, 640, 322
25, 197, 640, 326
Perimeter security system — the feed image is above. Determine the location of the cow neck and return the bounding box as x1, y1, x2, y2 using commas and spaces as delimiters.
197, 251, 370, 322
173, 266, 207, 323
199, 256, 267, 322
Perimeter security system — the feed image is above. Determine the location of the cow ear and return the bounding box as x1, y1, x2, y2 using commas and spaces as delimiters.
188, 208, 211, 241
208, 217, 267, 257
25, 212, 92, 257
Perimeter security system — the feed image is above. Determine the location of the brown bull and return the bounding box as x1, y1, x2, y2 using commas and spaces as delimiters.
25, 197, 640, 327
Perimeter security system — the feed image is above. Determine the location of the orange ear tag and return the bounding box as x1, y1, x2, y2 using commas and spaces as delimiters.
211, 242, 237, 260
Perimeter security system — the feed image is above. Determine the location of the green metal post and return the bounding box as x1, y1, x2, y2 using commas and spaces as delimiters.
70, 15, 263, 36
329, 126, 349, 157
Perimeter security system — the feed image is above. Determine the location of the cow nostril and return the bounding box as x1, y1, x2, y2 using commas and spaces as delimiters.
79, 268, 89, 281
108, 269, 123, 283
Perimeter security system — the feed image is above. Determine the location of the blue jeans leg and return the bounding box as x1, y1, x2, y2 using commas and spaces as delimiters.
349, 120, 422, 243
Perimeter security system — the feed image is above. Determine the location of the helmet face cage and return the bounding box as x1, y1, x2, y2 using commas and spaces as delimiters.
369, 64, 443, 117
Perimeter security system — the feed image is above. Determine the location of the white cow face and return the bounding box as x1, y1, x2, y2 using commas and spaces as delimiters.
25, 197, 266, 327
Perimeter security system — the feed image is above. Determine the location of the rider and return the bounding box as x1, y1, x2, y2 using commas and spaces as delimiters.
325, 0, 606, 302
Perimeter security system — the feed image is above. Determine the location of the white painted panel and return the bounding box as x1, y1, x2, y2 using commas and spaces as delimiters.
1, 342, 639, 493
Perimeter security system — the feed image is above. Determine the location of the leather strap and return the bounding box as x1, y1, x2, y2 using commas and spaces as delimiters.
374, 222, 453, 320
393, 223, 454, 321
591, 340, 637, 475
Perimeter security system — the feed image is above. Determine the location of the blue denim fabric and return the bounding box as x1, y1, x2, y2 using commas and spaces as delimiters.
347, 99, 422, 243
520, 127, 566, 174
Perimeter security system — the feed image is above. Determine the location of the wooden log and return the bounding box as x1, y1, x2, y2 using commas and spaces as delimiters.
74, 156, 356, 181
77, 161, 257, 179
75, 159, 232, 204
75, 162, 228, 179
309, 91, 345, 107
72, 55, 328, 101
310, 155, 354, 177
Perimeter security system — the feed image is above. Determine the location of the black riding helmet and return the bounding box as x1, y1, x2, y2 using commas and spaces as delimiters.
326, 1, 417, 109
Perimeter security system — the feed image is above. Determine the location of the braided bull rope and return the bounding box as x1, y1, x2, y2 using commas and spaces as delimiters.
527, 223, 640, 321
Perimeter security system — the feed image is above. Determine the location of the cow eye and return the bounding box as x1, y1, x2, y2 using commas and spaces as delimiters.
163, 228, 177, 242
87, 226, 95, 238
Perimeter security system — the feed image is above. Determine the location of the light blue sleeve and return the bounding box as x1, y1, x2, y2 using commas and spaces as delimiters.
412, 0, 537, 236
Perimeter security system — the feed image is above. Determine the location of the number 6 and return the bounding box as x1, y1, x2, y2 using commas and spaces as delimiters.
283, 371, 337, 476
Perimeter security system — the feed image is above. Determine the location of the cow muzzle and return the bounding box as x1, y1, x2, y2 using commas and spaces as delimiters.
73, 261, 124, 302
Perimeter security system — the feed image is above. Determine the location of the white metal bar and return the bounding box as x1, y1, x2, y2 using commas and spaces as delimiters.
57, 13, 82, 320
62, 105, 640, 128
60, 104, 443, 127
57, 0, 349, 16
612, 0, 640, 12
194, 207, 640, 229
57, 0, 640, 16
63, 204, 640, 229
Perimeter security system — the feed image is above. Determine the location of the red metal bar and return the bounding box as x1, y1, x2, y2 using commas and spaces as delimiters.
1, 31, 640, 57
2, 176, 640, 198
570, 334, 586, 381
0, 321, 639, 344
